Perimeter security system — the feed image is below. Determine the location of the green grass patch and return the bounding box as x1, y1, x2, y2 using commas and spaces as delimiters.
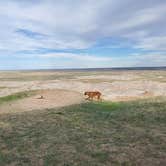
0, 86, 7, 89
0, 98, 166, 165
0, 91, 36, 104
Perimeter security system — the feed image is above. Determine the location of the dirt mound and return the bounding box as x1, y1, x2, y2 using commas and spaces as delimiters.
0, 89, 84, 114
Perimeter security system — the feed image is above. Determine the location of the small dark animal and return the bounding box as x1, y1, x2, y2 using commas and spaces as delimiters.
37, 95, 44, 99
84, 91, 102, 101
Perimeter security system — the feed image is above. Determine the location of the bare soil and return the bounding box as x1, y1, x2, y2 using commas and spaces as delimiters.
0, 89, 84, 114
0, 70, 166, 112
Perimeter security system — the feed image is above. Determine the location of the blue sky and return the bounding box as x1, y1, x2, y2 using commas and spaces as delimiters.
0, 0, 166, 69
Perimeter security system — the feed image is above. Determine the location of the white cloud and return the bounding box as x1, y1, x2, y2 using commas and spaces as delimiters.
136, 36, 166, 51
103, 5, 166, 35
38, 52, 112, 61
0, 0, 166, 68
0, 1, 166, 51
29, 52, 113, 69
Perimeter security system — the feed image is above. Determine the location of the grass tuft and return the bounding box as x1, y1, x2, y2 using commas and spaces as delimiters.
0, 98, 166, 165
0, 91, 36, 104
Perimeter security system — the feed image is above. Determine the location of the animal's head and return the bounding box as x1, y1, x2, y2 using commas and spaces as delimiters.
84, 92, 87, 95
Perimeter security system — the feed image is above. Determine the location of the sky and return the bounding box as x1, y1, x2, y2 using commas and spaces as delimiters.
0, 0, 166, 70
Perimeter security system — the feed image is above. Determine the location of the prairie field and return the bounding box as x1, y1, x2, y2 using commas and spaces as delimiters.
0, 70, 166, 165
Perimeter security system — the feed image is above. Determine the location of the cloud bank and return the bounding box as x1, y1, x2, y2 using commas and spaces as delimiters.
0, 0, 166, 69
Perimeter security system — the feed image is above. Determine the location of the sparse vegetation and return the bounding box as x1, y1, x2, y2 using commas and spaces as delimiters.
0, 98, 166, 165
0, 86, 7, 89
0, 91, 36, 104
0, 70, 166, 165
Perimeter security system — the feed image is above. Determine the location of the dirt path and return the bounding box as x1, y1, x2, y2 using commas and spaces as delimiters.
0, 89, 84, 114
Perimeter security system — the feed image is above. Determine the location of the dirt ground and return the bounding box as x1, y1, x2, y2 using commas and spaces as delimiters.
0, 89, 84, 114
0, 70, 166, 166
0, 70, 166, 112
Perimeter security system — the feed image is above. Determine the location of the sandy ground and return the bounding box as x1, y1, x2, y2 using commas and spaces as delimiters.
0, 79, 166, 100
0, 89, 84, 114
0, 70, 166, 112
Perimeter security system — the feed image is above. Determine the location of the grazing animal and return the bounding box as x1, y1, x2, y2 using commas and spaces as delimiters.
84, 91, 101, 101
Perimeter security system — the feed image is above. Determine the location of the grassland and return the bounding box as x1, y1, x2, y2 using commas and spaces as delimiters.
0, 98, 166, 166
0, 91, 36, 104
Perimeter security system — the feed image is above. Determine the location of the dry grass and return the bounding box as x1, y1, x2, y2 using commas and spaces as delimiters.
0, 90, 37, 104
0, 97, 166, 165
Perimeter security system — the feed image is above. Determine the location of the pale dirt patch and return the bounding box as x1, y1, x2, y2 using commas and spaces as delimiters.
1, 71, 166, 104
76, 74, 140, 81
0, 89, 84, 114
0, 80, 166, 102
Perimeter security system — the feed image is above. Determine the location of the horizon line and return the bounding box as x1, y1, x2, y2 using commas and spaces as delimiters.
0, 66, 166, 72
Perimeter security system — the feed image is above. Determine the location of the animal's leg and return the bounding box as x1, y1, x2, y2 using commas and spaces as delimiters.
97, 94, 102, 101
85, 97, 90, 100
89, 96, 93, 101
85, 95, 91, 100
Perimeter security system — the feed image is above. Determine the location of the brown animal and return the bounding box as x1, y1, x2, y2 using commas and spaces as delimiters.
84, 91, 102, 101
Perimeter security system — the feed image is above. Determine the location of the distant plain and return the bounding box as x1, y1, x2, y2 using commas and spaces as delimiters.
0, 69, 166, 165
